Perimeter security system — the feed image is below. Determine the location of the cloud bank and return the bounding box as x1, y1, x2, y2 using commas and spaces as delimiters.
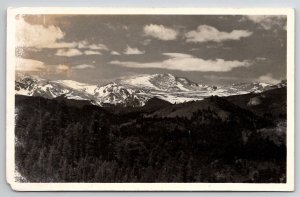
16, 57, 46, 71
185, 25, 252, 43
16, 17, 109, 51
16, 16, 77, 49
110, 53, 251, 72
16, 57, 72, 76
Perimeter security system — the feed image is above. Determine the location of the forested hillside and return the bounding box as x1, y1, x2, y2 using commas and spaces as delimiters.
15, 87, 287, 183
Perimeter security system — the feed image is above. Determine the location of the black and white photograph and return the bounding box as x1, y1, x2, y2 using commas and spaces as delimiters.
6, 8, 294, 191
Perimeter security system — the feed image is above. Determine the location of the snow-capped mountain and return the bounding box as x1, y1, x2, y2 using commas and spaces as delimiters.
226, 82, 273, 94
15, 74, 93, 100
15, 73, 281, 107
118, 73, 208, 92
115, 74, 215, 104
92, 83, 149, 107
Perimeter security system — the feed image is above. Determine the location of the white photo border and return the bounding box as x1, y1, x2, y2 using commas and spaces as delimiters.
6, 7, 295, 191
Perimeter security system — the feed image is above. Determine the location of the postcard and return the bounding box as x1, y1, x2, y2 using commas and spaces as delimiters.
6, 7, 294, 191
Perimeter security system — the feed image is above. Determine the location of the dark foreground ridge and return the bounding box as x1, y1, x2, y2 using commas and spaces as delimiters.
15, 87, 287, 183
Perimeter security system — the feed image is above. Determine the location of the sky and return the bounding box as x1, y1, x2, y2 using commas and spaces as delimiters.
15, 14, 287, 85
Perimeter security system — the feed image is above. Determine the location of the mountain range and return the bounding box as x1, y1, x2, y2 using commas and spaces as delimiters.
15, 73, 285, 107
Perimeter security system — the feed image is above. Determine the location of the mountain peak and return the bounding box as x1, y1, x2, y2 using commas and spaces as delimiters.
118, 73, 200, 92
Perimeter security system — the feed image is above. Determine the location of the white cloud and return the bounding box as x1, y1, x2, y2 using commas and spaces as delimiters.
256, 73, 280, 84
78, 41, 108, 50
110, 53, 251, 72
15, 17, 110, 51
185, 25, 252, 43
245, 15, 287, 30
15, 57, 46, 71
15, 57, 72, 77
144, 24, 178, 41
15, 57, 73, 76
124, 46, 145, 55
111, 51, 121, 55
84, 50, 102, 55
72, 64, 95, 69
16, 16, 77, 49
55, 49, 83, 57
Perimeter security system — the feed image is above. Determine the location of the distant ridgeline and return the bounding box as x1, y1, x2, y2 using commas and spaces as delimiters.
15, 85, 287, 183
15, 73, 287, 107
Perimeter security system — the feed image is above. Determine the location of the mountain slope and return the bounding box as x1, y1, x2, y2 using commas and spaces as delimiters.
148, 96, 253, 121
225, 86, 287, 120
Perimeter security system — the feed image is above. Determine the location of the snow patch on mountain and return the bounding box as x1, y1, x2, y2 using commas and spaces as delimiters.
55, 80, 98, 95
119, 75, 159, 90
